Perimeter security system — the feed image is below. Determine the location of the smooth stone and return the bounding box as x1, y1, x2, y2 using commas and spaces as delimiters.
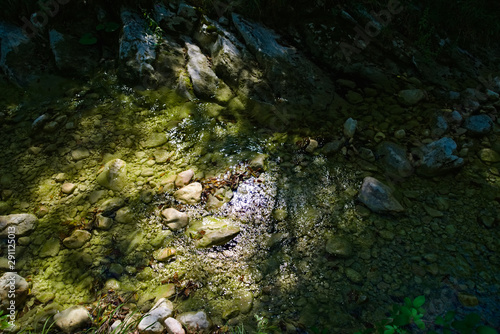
96, 159, 128, 191
61, 183, 76, 194
358, 177, 404, 213
458, 293, 479, 307
143, 133, 168, 148
174, 182, 202, 205
325, 236, 353, 258
55, 173, 67, 182
0, 214, 37, 237
398, 89, 425, 105
54, 305, 91, 333
346, 91, 363, 104
177, 311, 211, 334
152, 284, 176, 302
175, 170, 194, 187
345, 268, 363, 283
71, 148, 90, 160
164, 317, 185, 334
115, 207, 134, 224
236, 291, 253, 314
249, 154, 267, 170
100, 197, 126, 213
305, 139, 318, 153
154, 150, 173, 163
63, 230, 91, 249
162, 208, 189, 230
138, 298, 174, 334
0, 202, 10, 215
154, 248, 176, 261
186, 217, 240, 248
417, 137, 464, 176
344, 118, 357, 138
479, 148, 500, 163
377, 142, 413, 178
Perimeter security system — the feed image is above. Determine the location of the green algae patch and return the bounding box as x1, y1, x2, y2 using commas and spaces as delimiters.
186, 217, 240, 248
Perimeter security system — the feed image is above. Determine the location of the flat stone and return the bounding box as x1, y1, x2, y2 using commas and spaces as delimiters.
71, 148, 90, 160
186, 217, 240, 248
174, 182, 202, 205
115, 207, 134, 224
479, 148, 500, 163
398, 89, 425, 105
325, 236, 353, 258
63, 230, 91, 249
458, 293, 479, 307
54, 305, 91, 333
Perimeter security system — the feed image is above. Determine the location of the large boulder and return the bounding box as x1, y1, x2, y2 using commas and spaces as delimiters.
119, 9, 158, 84
417, 138, 464, 176
53, 305, 91, 333
186, 217, 240, 248
185, 40, 233, 103
0, 214, 37, 238
0, 273, 29, 311
49, 30, 98, 75
96, 159, 128, 191
358, 177, 404, 213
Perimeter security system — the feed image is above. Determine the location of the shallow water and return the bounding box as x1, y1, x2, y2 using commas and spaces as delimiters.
1, 73, 499, 332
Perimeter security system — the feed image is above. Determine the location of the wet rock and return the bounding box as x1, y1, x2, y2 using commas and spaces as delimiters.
71, 148, 90, 160
177, 3, 197, 20
162, 208, 189, 230
119, 9, 158, 84
174, 182, 202, 205
322, 140, 343, 155
164, 317, 185, 334
0, 214, 37, 237
0, 202, 11, 215
398, 89, 425, 105
232, 14, 334, 113
325, 236, 353, 258
394, 129, 406, 139
417, 138, 464, 176
464, 115, 493, 136
177, 311, 211, 334
138, 298, 174, 334
0, 273, 29, 310
479, 148, 500, 163
447, 110, 463, 125
61, 183, 76, 194
97, 159, 128, 191
486, 89, 499, 100
344, 118, 357, 138
186, 217, 240, 248
305, 139, 319, 153
54, 305, 91, 333
345, 268, 363, 283
458, 293, 479, 307
236, 291, 253, 314
359, 147, 375, 162
432, 115, 449, 137
186, 41, 233, 103
376, 142, 413, 178
143, 133, 168, 148
152, 284, 176, 301
100, 197, 126, 213
249, 154, 267, 170
39, 238, 60, 257
154, 248, 176, 262
115, 207, 134, 224
358, 177, 404, 213
63, 230, 91, 249
175, 170, 194, 187
49, 29, 98, 74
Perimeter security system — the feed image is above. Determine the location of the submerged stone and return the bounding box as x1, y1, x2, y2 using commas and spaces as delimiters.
417, 137, 464, 176
174, 182, 202, 205
325, 236, 353, 258
175, 169, 194, 187
464, 115, 493, 136
96, 159, 128, 191
186, 217, 240, 248
398, 89, 425, 105
39, 238, 61, 257
63, 230, 91, 249
358, 177, 404, 213
143, 133, 168, 148
377, 142, 413, 178
479, 148, 500, 163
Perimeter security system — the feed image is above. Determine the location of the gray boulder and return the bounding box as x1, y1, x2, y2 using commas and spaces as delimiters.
376, 142, 413, 178
53, 305, 91, 333
358, 177, 404, 213
0, 273, 29, 311
0, 214, 37, 238
417, 137, 464, 176
464, 115, 493, 136
119, 10, 158, 84
186, 40, 233, 103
